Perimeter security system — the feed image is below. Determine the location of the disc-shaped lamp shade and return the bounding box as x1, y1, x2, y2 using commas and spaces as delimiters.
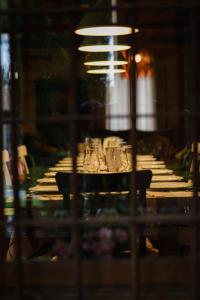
87, 68, 125, 74
78, 45, 131, 52
84, 60, 128, 66
75, 26, 133, 36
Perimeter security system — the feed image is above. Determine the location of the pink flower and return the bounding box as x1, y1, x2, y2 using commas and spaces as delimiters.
51, 239, 72, 257
99, 227, 112, 240
114, 228, 129, 243
99, 239, 115, 258
91, 241, 102, 256
91, 239, 115, 258
82, 241, 90, 251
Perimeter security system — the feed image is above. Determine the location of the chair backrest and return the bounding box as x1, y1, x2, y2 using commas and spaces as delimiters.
56, 170, 152, 210
191, 143, 200, 154
17, 145, 30, 175
2, 149, 12, 186
189, 143, 200, 174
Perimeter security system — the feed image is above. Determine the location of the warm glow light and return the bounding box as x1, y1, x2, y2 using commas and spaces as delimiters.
87, 68, 125, 74
78, 45, 131, 52
84, 60, 128, 66
75, 26, 132, 36
135, 54, 142, 63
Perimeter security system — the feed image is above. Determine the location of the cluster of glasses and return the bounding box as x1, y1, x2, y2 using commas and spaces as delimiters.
82, 136, 133, 173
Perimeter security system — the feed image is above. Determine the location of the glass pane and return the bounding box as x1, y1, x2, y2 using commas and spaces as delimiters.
1, 2, 199, 300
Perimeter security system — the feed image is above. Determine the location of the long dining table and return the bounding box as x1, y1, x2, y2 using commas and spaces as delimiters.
25, 153, 197, 255
28, 154, 194, 213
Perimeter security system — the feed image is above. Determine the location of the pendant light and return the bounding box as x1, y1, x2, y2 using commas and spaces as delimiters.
75, 0, 135, 74
84, 60, 128, 66
78, 44, 130, 52
87, 68, 125, 74
83, 47, 128, 68
75, 25, 133, 36
75, 0, 133, 50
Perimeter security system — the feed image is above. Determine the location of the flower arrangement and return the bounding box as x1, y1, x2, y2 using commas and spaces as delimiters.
51, 225, 130, 259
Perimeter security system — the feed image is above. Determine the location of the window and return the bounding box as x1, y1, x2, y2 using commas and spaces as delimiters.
136, 51, 157, 131
0, 2, 199, 300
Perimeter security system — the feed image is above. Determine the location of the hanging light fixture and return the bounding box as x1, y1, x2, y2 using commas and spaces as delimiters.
75, 25, 136, 36
75, 0, 135, 52
74, 0, 137, 37
87, 68, 125, 74
78, 44, 130, 52
75, 26, 139, 36
75, 0, 136, 74
83, 46, 129, 67
84, 60, 128, 66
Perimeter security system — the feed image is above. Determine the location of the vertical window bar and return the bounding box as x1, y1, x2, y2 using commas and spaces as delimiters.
129, 20, 140, 299
190, 3, 200, 299
0, 35, 6, 266
8, 0, 23, 298
68, 4, 82, 300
